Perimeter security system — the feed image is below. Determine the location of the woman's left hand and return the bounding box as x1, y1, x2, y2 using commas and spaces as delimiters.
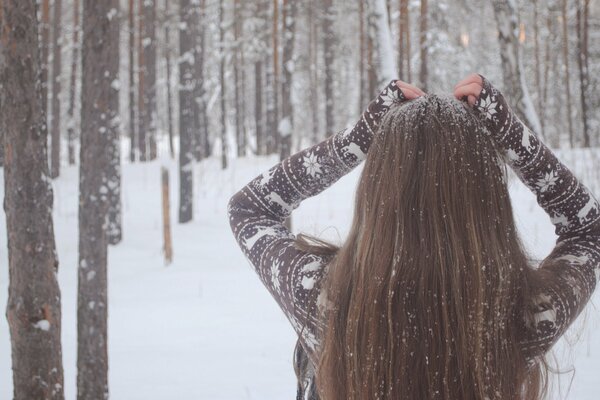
395, 80, 426, 100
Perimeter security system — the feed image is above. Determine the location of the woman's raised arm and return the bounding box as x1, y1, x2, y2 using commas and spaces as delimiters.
227, 80, 418, 356
455, 74, 600, 364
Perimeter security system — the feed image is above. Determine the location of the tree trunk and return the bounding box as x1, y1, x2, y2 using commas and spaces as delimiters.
164, 2, 174, 159
532, 0, 545, 139
398, 0, 411, 81
193, 0, 209, 161
50, 0, 63, 178
490, 0, 542, 134
234, 0, 246, 156
78, 1, 119, 397
219, 0, 228, 169
255, 61, 265, 155
138, 0, 157, 160
178, 0, 195, 223
41, 0, 50, 122
576, 0, 591, 147
1, 2, 65, 398
128, 0, 137, 162
359, 0, 367, 107
310, 0, 320, 143
367, 0, 397, 90
280, 0, 296, 160
561, 0, 574, 147
67, 0, 80, 165
322, 0, 334, 135
419, 0, 428, 91
161, 167, 173, 264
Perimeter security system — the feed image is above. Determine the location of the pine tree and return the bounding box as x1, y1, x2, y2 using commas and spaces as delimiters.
78, 0, 120, 397
1, 1, 65, 398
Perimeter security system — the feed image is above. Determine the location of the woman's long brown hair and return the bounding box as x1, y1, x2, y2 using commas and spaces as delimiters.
298, 96, 552, 400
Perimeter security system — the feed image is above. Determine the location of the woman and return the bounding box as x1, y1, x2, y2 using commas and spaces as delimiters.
227, 74, 600, 399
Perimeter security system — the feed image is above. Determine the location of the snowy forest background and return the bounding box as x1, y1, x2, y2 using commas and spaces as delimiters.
0, 0, 599, 399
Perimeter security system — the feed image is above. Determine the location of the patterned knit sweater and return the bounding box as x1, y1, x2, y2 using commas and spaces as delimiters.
227, 77, 600, 398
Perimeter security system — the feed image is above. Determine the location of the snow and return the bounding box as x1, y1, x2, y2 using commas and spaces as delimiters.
1, 145, 599, 399
33, 320, 51, 331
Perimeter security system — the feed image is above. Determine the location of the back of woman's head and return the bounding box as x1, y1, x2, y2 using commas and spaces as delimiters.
314, 95, 548, 400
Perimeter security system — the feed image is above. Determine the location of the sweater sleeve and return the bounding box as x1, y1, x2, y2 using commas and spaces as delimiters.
474, 76, 600, 365
227, 81, 406, 355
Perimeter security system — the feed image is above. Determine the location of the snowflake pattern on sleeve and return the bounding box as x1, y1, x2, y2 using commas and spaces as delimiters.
227, 80, 406, 365
475, 76, 600, 366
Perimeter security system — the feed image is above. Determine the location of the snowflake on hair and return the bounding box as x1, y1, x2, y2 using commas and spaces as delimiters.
302, 152, 322, 177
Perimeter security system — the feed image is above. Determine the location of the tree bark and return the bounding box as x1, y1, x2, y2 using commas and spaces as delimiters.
255, 61, 265, 155
41, 0, 50, 122
78, 0, 119, 397
1, 1, 65, 398
219, 0, 228, 169
234, 0, 246, 156
138, 0, 157, 160
576, 0, 591, 147
178, 0, 195, 223
68, 0, 80, 165
366, 0, 397, 90
164, 1, 175, 159
532, 0, 545, 139
280, 0, 296, 160
398, 0, 411, 81
419, 0, 428, 91
161, 167, 173, 264
50, 0, 63, 178
490, 0, 542, 134
193, 0, 209, 161
128, 0, 137, 162
561, 0, 574, 147
322, 0, 334, 135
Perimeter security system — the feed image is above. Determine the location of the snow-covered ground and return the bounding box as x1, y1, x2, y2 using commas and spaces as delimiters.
0, 149, 599, 400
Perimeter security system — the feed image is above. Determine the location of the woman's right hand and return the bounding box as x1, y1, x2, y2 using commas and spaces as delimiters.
453, 73, 484, 107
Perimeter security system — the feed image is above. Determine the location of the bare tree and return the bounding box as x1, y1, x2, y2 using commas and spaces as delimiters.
78, 0, 120, 397
178, 0, 195, 223
576, 0, 591, 147
50, 0, 62, 178
561, 0, 574, 146
419, 0, 428, 91
490, 0, 542, 133
398, 0, 411, 81
129, 0, 137, 162
193, 0, 210, 160
67, 0, 80, 165
322, 0, 334, 134
41, 0, 50, 121
234, 0, 247, 156
138, 0, 158, 160
280, 0, 297, 159
164, 0, 175, 158
1, 2, 65, 399
219, 0, 228, 168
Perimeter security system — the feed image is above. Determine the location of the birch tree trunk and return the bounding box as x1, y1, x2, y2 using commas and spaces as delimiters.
67, 0, 80, 165
50, 0, 63, 178
1, 1, 65, 398
178, 0, 195, 223
77, 0, 120, 397
490, 0, 542, 134
367, 0, 397, 89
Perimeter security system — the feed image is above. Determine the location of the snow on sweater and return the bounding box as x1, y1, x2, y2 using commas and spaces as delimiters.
227, 77, 600, 397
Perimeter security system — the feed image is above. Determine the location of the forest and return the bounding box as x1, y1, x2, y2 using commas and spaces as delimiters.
0, 0, 599, 399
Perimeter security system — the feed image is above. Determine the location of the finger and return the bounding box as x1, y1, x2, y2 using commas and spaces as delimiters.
398, 81, 426, 96
453, 73, 482, 90
468, 95, 477, 107
453, 82, 482, 101
400, 87, 421, 100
